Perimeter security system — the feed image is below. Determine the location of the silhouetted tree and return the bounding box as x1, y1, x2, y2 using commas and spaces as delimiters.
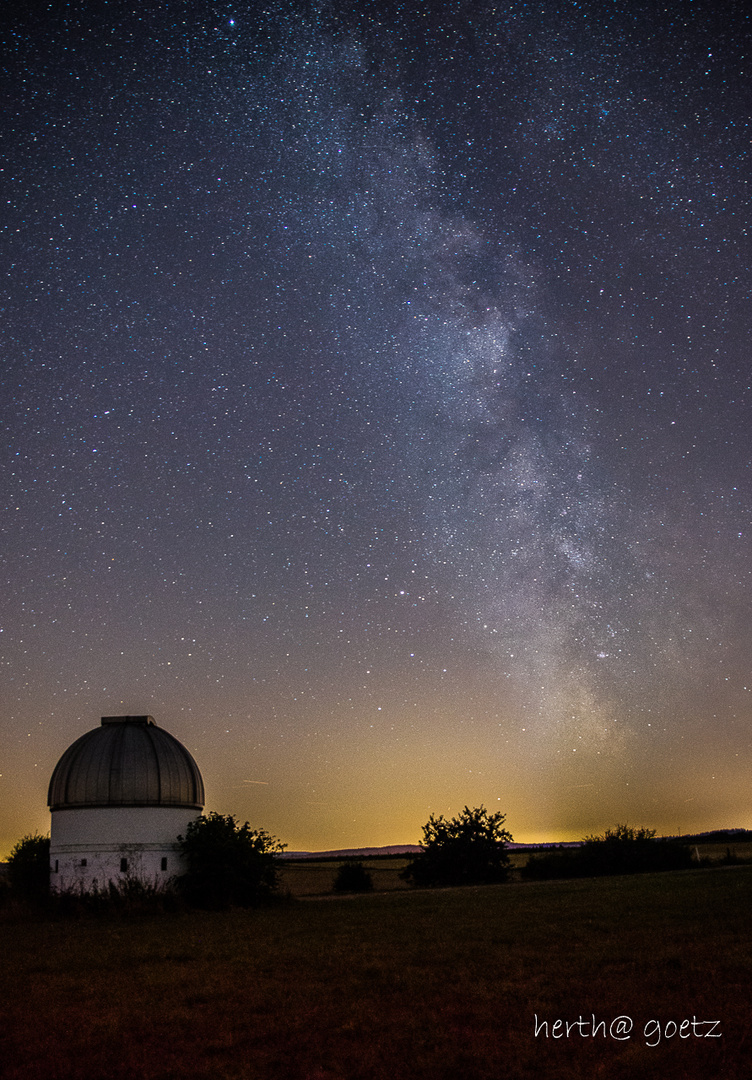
333, 861, 374, 893
7, 833, 50, 903
177, 812, 285, 908
401, 805, 513, 887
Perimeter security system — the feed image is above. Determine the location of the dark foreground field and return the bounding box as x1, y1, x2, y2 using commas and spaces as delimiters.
3, 866, 751, 1080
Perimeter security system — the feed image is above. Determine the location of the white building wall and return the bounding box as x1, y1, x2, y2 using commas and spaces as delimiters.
50, 806, 200, 893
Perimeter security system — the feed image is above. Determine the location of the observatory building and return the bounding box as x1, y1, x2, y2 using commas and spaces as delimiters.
48, 715, 204, 892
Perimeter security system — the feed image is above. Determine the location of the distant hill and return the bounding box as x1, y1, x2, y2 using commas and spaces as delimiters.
668, 828, 752, 844
279, 841, 583, 860
279, 845, 422, 860
279, 831, 752, 861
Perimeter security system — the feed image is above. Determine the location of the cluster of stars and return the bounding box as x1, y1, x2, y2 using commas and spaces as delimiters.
2, 1, 751, 851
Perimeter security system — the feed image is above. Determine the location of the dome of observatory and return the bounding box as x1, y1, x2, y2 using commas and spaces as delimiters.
48, 716, 205, 811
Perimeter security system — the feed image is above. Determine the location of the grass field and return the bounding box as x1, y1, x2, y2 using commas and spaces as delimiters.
694, 841, 752, 862
2, 863, 751, 1080
277, 842, 751, 897
277, 852, 532, 898
278, 857, 412, 896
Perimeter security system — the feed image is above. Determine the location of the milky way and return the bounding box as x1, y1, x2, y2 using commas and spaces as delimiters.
2, 1, 751, 850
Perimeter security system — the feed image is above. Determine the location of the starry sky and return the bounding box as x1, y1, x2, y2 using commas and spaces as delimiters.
2, 0, 751, 855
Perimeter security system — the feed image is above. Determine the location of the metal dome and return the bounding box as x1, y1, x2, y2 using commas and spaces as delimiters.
48, 716, 205, 811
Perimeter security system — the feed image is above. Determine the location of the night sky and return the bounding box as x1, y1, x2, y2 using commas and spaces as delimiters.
3, 0, 751, 855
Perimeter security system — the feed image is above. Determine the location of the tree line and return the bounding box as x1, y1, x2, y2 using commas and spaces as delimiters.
3, 806, 701, 910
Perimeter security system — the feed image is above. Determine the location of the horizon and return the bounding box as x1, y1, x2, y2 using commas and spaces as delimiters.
3, 811, 750, 864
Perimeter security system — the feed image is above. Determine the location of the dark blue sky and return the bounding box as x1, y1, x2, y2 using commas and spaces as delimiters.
2, 0, 751, 851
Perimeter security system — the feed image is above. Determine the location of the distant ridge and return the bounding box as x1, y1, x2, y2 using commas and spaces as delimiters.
273, 829, 752, 861
279, 841, 583, 860
666, 828, 752, 842
279, 845, 422, 860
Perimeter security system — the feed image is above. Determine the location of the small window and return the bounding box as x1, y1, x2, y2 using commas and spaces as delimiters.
161, 857, 168, 872
81, 858, 87, 867
120, 858, 128, 873
54, 860, 59, 873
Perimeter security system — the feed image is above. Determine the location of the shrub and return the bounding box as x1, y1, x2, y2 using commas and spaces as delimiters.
177, 812, 286, 909
401, 805, 513, 888
579, 824, 693, 876
46, 876, 185, 918
521, 825, 693, 881
333, 861, 374, 893
520, 849, 582, 881
7, 833, 50, 904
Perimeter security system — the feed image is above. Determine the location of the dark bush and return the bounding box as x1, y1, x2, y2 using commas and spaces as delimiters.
177, 812, 285, 909
7, 834, 50, 904
520, 849, 583, 881
521, 825, 693, 881
333, 861, 374, 893
579, 825, 693, 876
46, 877, 185, 918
